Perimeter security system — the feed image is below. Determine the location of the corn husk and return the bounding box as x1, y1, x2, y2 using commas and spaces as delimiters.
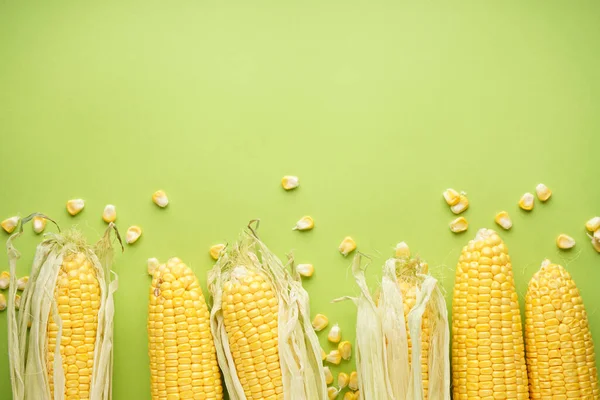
208, 223, 328, 400
7, 213, 121, 400
347, 253, 450, 400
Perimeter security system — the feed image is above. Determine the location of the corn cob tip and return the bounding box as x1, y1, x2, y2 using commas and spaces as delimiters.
147, 257, 160, 275
394, 241, 410, 258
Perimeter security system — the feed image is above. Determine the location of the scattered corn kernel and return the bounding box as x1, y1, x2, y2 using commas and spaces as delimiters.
338, 236, 357, 256
1, 216, 19, 234
326, 350, 342, 365
0, 271, 9, 290
0, 293, 6, 311
328, 323, 341, 343
209, 244, 225, 260
126, 225, 142, 244
518, 192, 534, 211
152, 190, 169, 208
102, 204, 117, 223
338, 372, 349, 389
338, 341, 352, 361
593, 230, 600, 242
327, 386, 339, 399
394, 241, 410, 258
312, 313, 329, 331
591, 237, 600, 253
66, 199, 85, 216
292, 216, 314, 231
281, 175, 300, 190
32, 216, 46, 234
321, 348, 327, 361
343, 392, 357, 400
450, 195, 469, 214
556, 234, 576, 249
349, 371, 358, 391
17, 276, 28, 291
147, 257, 160, 276
449, 216, 468, 233
586, 217, 600, 232
296, 263, 314, 277
15, 294, 21, 310
494, 211, 513, 230
442, 188, 461, 206
535, 183, 552, 201
323, 366, 334, 385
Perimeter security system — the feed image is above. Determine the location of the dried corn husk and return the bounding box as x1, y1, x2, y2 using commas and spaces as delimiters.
6, 213, 121, 400
208, 221, 327, 400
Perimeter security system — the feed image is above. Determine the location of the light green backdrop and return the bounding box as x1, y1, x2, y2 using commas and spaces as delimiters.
1, 1, 600, 399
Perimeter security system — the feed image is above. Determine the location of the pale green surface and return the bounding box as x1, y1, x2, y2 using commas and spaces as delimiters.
1, 1, 600, 398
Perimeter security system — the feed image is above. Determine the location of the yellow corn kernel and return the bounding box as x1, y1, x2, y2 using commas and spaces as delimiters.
556, 234, 576, 249
147, 258, 160, 276
292, 216, 314, 231
102, 204, 117, 223
443, 188, 461, 206
494, 211, 512, 230
17, 276, 29, 291
126, 226, 142, 244
328, 386, 339, 399
281, 175, 299, 190
326, 350, 342, 365
594, 229, 600, 241
343, 392, 356, 400
0, 271, 9, 290
395, 241, 410, 258
328, 323, 341, 343
591, 237, 600, 253
338, 372, 349, 389
152, 190, 169, 208
518, 192, 534, 210
296, 263, 314, 278
15, 294, 21, 310
66, 199, 85, 216
338, 341, 352, 361
323, 366, 334, 385
321, 348, 327, 361
312, 314, 329, 331
535, 183, 552, 201
449, 217, 468, 233
349, 371, 358, 391
585, 216, 600, 232
33, 216, 46, 234
209, 244, 225, 260
0, 293, 6, 311
339, 236, 357, 257
450, 195, 469, 214
1, 216, 19, 233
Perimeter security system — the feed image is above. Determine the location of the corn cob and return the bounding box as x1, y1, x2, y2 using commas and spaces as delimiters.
451, 228, 529, 400
148, 257, 223, 400
525, 260, 599, 399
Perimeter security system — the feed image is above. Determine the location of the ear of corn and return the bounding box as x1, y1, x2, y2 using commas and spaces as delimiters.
451, 228, 528, 400
525, 260, 599, 399
208, 227, 327, 399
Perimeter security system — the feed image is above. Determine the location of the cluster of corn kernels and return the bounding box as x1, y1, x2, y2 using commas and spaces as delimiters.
443, 188, 469, 233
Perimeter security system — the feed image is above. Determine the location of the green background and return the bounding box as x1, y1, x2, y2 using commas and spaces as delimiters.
1, 1, 600, 398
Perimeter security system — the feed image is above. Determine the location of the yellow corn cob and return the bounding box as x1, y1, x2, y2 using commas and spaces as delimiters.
451, 228, 529, 400
221, 266, 283, 399
525, 260, 599, 399
148, 257, 223, 400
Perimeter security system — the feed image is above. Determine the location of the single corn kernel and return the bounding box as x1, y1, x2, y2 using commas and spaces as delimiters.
16, 276, 28, 291
281, 175, 300, 190
209, 244, 225, 260
494, 211, 513, 230
1, 216, 19, 233
339, 236, 357, 256
591, 237, 600, 253
102, 204, 117, 223
66, 199, 85, 216
354, 390, 360, 399
321, 348, 327, 361
126, 225, 142, 244
328, 323, 341, 343
323, 366, 334, 385
343, 392, 356, 400
443, 188, 461, 206
0, 293, 6, 311
15, 294, 21, 310
296, 263, 314, 277
450, 195, 469, 214
152, 190, 169, 208
594, 229, 600, 241
0, 271, 10, 290
535, 183, 552, 201
328, 386, 339, 399
312, 313, 329, 331
586, 216, 600, 232
338, 372, 349, 389
449, 216, 468, 233
518, 192, 534, 211
338, 341, 352, 360
349, 371, 358, 391
556, 234, 576, 249
326, 350, 342, 365
147, 257, 160, 276
32, 216, 46, 234
395, 241, 410, 258
293, 216, 314, 231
